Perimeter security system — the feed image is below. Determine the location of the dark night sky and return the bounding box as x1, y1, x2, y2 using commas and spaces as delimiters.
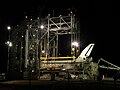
0, 0, 119, 72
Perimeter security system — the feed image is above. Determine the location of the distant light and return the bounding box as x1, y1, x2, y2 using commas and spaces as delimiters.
72, 42, 79, 47
25, 16, 28, 18
6, 41, 10, 45
40, 25, 44, 29
62, 69, 66, 70
9, 42, 12, 47
33, 34, 35, 37
42, 50, 45, 53
48, 14, 50, 16
7, 26, 11, 30
32, 70, 34, 72
37, 17, 39, 19
5, 41, 12, 47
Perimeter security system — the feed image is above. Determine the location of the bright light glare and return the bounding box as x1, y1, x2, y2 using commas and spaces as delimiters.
9, 42, 12, 47
5, 41, 12, 47
72, 42, 79, 47
42, 50, 45, 53
7, 26, 11, 30
40, 25, 44, 29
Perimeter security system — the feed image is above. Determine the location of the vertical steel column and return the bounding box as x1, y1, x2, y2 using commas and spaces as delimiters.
7, 45, 10, 72
7, 29, 11, 72
20, 41, 22, 72
53, 41, 55, 57
47, 14, 50, 58
71, 12, 73, 56
36, 30, 39, 70
73, 15, 76, 57
25, 29, 29, 68
56, 31, 58, 57
44, 34, 47, 57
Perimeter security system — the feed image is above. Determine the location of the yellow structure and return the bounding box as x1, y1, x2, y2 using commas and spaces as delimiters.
40, 56, 76, 61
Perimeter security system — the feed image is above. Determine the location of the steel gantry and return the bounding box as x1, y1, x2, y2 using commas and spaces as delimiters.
24, 13, 80, 73
10, 12, 80, 79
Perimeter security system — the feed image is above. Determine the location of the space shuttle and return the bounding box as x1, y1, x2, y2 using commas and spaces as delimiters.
40, 43, 95, 69
75, 43, 95, 62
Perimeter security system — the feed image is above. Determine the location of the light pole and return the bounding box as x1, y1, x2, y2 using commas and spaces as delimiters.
6, 26, 12, 72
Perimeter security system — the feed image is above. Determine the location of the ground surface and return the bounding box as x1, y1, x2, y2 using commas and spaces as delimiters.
0, 78, 120, 90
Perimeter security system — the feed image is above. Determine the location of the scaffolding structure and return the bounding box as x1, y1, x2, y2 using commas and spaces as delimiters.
9, 12, 80, 76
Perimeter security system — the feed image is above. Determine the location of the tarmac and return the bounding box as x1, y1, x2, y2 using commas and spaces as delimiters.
0, 78, 120, 90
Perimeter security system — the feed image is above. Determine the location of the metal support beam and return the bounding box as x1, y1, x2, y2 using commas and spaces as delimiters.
25, 29, 29, 68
